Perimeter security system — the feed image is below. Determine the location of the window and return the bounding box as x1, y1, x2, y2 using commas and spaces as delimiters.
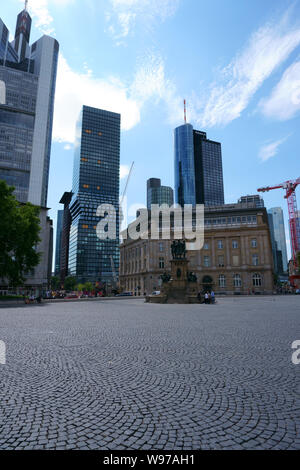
233, 274, 242, 287
251, 239, 257, 248
159, 257, 165, 269
219, 275, 226, 288
204, 256, 210, 267
82, 224, 88, 229
81, 157, 88, 162
159, 242, 164, 252
97, 160, 101, 164
98, 132, 102, 136
232, 240, 238, 249
204, 242, 209, 250
97, 186, 100, 190
85, 129, 92, 134
252, 254, 259, 266
83, 184, 89, 189
218, 255, 224, 267
253, 273, 262, 287
217, 240, 223, 249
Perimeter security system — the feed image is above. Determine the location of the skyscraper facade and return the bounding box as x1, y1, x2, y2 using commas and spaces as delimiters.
268, 207, 288, 272
147, 178, 174, 209
68, 106, 120, 284
0, 7, 59, 206
0, 6, 59, 289
54, 210, 63, 276
174, 124, 224, 207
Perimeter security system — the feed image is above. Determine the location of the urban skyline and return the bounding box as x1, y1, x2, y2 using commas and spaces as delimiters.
2, 0, 300, 267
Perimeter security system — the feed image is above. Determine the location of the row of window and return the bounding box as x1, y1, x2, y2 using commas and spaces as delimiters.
204, 239, 257, 250
219, 273, 262, 287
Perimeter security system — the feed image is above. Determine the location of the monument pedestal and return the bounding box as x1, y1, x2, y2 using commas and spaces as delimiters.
147, 258, 199, 304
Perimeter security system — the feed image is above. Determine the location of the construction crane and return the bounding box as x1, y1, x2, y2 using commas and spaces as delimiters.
257, 177, 300, 270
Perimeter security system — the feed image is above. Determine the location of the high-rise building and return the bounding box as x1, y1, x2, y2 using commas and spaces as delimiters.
68, 106, 120, 284
174, 124, 224, 207
54, 210, 63, 276
238, 195, 264, 208
268, 207, 288, 272
59, 191, 73, 284
0, 7, 59, 206
147, 178, 174, 209
0, 6, 59, 289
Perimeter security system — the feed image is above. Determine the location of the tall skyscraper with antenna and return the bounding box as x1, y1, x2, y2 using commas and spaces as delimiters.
174, 101, 224, 207
0, 4, 59, 289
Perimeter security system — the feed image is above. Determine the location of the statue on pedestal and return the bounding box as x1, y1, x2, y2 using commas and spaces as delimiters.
171, 240, 187, 260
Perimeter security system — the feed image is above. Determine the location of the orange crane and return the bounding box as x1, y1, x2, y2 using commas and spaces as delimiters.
257, 178, 300, 272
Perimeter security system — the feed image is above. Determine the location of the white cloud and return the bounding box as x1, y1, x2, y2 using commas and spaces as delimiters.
120, 164, 130, 179
18, 0, 74, 35
53, 54, 140, 143
258, 136, 289, 162
259, 61, 300, 121
107, 0, 180, 41
52, 51, 181, 144
189, 9, 300, 128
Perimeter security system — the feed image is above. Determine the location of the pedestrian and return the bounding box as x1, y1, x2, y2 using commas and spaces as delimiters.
197, 291, 202, 303
211, 290, 215, 304
204, 292, 209, 304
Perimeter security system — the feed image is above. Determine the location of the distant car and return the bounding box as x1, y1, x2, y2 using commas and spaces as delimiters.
295, 289, 300, 295
151, 291, 161, 296
116, 292, 133, 297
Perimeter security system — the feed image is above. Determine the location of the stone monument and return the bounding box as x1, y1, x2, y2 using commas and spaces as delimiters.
146, 240, 199, 304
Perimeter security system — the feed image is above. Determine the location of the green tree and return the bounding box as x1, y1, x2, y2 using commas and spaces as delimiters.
64, 276, 77, 291
84, 282, 94, 292
76, 283, 85, 292
0, 180, 41, 287
51, 276, 60, 290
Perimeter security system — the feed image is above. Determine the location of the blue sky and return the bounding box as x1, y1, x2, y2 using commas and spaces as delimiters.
3, 0, 300, 261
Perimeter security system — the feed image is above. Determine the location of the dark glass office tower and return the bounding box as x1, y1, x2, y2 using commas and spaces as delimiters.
54, 210, 63, 275
174, 124, 224, 207
147, 178, 174, 209
69, 106, 120, 284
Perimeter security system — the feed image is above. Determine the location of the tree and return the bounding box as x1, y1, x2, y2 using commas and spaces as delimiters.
84, 282, 94, 293
51, 276, 60, 290
64, 276, 77, 291
0, 180, 41, 287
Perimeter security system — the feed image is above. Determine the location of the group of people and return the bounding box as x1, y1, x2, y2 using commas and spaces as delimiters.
197, 291, 215, 304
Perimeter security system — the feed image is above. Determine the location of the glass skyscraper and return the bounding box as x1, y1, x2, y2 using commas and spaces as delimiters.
68, 106, 120, 284
54, 210, 63, 276
268, 207, 288, 272
174, 124, 224, 207
0, 6, 59, 289
147, 178, 174, 209
0, 6, 59, 207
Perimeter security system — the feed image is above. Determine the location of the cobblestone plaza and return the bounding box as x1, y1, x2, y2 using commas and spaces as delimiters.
0, 297, 299, 450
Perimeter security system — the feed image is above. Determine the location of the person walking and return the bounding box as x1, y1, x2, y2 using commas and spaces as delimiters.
211, 290, 215, 304
197, 292, 202, 303
204, 292, 209, 304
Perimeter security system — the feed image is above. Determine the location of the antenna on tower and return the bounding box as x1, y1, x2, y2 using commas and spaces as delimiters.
25, 0, 29, 11
184, 99, 187, 124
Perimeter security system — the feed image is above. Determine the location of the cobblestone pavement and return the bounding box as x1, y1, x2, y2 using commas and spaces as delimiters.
0, 296, 299, 450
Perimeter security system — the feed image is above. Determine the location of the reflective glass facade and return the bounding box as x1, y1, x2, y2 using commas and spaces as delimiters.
69, 106, 120, 284
174, 124, 196, 206
54, 210, 63, 275
174, 124, 224, 207
268, 207, 288, 272
193, 130, 224, 206
0, 10, 59, 207
147, 178, 174, 209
